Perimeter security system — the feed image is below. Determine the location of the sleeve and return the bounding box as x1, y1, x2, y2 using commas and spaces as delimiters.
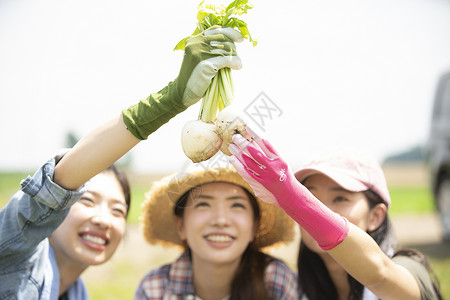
264, 259, 300, 300
392, 255, 440, 300
0, 157, 86, 263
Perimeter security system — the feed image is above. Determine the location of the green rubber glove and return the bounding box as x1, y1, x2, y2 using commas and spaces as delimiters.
122, 27, 243, 140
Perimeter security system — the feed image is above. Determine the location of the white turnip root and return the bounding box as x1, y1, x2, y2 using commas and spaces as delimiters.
181, 120, 222, 163
176, 0, 256, 162
215, 105, 248, 156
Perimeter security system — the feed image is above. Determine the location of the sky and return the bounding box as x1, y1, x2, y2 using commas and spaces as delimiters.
1, 0, 450, 174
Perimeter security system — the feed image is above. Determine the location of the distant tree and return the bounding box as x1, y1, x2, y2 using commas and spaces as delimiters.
65, 131, 79, 148
383, 144, 426, 164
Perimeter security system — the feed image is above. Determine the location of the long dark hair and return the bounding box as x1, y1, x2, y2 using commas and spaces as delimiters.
297, 189, 443, 300
174, 185, 272, 300
54, 153, 131, 218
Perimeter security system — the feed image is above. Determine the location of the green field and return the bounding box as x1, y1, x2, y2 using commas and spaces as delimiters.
0, 171, 449, 299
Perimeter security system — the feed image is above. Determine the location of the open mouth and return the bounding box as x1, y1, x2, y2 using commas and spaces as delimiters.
80, 233, 109, 246
205, 234, 234, 243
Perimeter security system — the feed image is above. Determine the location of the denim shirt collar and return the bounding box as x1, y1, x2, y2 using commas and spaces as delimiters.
47, 245, 89, 300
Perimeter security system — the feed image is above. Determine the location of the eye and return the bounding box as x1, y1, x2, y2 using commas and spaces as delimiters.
194, 201, 210, 208
79, 196, 95, 206
333, 196, 349, 203
232, 202, 247, 209
112, 207, 127, 218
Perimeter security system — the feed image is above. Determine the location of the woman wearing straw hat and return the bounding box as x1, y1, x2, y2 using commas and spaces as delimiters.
0, 27, 243, 299
229, 127, 442, 300
135, 166, 299, 300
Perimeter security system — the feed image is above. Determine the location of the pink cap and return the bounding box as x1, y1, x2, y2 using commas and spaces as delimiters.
294, 150, 391, 208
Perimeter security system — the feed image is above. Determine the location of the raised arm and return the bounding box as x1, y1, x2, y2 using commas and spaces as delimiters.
54, 27, 243, 191
228, 128, 422, 300
328, 224, 420, 299
54, 115, 138, 190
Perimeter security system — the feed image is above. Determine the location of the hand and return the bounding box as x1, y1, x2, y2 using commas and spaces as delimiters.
228, 126, 301, 207
228, 126, 286, 207
179, 26, 243, 107
228, 126, 349, 250
122, 26, 243, 140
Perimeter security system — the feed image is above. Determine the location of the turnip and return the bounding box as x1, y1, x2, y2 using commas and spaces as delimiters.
215, 105, 247, 155
181, 120, 222, 163
177, 0, 256, 163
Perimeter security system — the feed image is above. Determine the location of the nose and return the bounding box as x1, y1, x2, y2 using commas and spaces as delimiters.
90, 205, 112, 229
211, 206, 230, 227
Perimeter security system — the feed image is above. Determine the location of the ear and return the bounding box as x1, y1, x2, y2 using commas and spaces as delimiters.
367, 203, 387, 232
174, 216, 186, 241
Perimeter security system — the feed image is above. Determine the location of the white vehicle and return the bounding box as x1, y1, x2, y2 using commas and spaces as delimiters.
427, 70, 450, 242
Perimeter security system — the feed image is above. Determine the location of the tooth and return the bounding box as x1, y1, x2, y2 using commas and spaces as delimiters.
83, 234, 106, 245
207, 235, 232, 243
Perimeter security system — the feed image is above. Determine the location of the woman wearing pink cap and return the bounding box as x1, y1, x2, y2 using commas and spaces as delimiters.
229, 127, 443, 300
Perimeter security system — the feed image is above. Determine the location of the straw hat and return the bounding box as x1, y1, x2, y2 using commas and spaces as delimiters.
141, 166, 296, 249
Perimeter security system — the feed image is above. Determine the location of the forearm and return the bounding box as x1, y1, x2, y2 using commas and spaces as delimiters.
328, 224, 421, 300
276, 179, 349, 250
54, 114, 139, 190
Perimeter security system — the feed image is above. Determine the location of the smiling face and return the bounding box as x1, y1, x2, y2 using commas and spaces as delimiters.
49, 170, 127, 270
175, 182, 257, 267
300, 173, 385, 253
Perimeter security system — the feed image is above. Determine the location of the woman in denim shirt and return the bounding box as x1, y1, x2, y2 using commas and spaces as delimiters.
0, 27, 244, 299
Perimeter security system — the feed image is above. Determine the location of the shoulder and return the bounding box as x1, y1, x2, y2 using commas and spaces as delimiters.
138, 263, 172, 289
135, 263, 172, 299
392, 254, 439, 300
264, 258, 299, 300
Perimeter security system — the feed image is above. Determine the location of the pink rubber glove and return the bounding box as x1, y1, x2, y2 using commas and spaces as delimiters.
228, 127, 349, 250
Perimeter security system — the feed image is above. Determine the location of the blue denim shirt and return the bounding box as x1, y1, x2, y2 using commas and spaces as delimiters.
0, 157, 89, 299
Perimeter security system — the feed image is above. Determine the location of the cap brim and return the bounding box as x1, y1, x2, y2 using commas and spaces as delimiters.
295, 167, 369, 192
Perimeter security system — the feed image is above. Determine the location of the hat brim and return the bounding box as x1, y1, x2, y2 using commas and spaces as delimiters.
141, 167, 296, 249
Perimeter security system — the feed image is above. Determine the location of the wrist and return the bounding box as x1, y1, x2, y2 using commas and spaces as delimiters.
122, 81, 187, 140
275, 179, 349, 250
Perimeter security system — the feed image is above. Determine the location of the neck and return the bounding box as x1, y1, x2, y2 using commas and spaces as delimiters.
192, 256, 240, 300
53, 250, 88, 296
320, 253, 350, 300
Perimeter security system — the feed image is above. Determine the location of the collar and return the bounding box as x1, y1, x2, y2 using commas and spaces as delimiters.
167, 251, 196, 296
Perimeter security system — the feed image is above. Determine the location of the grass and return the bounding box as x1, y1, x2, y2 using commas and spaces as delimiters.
0, 170, 449, 299
431, 257, 450, 297
0, 171, 28, 207
389, 186, 436, 215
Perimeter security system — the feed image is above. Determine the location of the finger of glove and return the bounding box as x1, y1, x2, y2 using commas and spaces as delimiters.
230, 155, 280, 206
182, 60, 218, 106
245, 125, 278, 159
210, 41, 237, 55
204, 27, 244, 43
241, 152, 270, 178
232, 133, 268, 166
228, 137, 259, 163
228, 143, 261, 176
228, 143, 246, 163
209, 55, 242, 70
229, 155, 252, 177
230, 154, 261, 180
232, 134, 253, 152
